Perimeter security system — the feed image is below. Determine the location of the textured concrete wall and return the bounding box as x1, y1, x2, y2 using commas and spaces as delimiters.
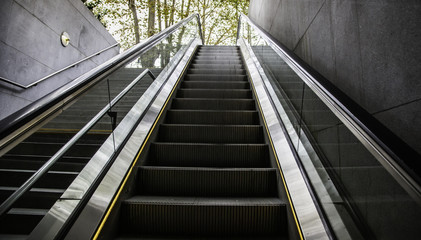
0, 0, 119, 121
248, 0, 421, 156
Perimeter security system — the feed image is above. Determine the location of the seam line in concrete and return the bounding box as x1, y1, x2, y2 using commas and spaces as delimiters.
372, 98, 421, 115
268, 0, 282, 33
13, 0, 114, 61
292, 0, 327, 52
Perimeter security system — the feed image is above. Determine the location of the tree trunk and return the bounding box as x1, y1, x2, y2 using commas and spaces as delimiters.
201, 0, 207, 44
157, 0, 162, 32
180, 0, 184, 19
148, 0, 156, 37
185, 0, 191, 17
164, 0, 168, 28
169, 0, 176, 25
128, 0, 140, 44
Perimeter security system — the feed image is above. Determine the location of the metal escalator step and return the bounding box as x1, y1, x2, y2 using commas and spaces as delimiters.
164, 110, 259, 125
137, 167, 277, 197
1, 154, 92, 164
5, 142, 101, 158
177, 89, 252, 99
188, 68, 246, 75
157, 124, 263, 143
198, 47, 239, 51
121, 196, 286, 236
0, 169, 78, 189
193, 59, 243, 65
25, 132, 108, 144
197, 48, 239, 51
195, 53, 241, 58
199, 47, 239, 50
190, 63, 244, 70
184, 74, 247, 81
171, 98, 255, 110
194, 56, 241, 61
181, 81, 249, 89
0, 159, 85, 172
0, 208, 48, 235
148, 143, 269, 167
0, 187, 64, 209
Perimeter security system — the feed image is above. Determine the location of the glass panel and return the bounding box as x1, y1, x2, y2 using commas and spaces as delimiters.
246, 33, 305, 149
0, 16, 200, 218
241, 18, 421, 239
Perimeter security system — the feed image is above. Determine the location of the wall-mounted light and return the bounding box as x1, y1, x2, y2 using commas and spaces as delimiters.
61, 32, 70, 47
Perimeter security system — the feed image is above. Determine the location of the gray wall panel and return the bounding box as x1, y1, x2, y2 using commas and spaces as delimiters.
0, 0, 119, 121
249, 0, 421, 155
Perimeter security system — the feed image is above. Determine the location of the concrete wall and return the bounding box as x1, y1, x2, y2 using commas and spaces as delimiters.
0, 0, 119, 121
248, 0, 421, 156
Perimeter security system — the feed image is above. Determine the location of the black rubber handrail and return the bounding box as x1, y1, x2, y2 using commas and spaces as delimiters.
0, 13, 203, 146
238, 13, 421, 203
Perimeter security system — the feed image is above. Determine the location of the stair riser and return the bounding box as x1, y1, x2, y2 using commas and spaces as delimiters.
0, 190, 62, 209
184, 74, 247, 82
148, 144, 269, 167
158, 125, 264, 143
193, 59, 243, 65
0, 214, 44, 234
121, 204, 285, 235
177, 89, 252, 99
188, 69, 246, 75
171, 99, 255, 110
137, 168, 277, 197
164, 111, 259, 125
6, 143, 101, 157
181, 82, 249, 89
0, 159, 85, 172
0, 171, 78, 189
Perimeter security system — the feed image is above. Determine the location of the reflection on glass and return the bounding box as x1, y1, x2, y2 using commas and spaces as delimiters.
0, 16, 201, 219
240, 17, 421, 240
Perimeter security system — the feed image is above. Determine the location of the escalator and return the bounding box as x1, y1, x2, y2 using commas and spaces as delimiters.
102, 45, 292, 239
0, 12, 420, 240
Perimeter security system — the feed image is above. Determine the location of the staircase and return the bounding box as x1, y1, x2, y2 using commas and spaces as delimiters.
0, 68, 158, 237
117, 46, 288, 238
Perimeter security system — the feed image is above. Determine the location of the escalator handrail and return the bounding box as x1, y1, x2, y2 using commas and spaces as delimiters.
0, 13, 204, 147
0, 69, 156, 217
0, 43, 119, 89
237, 13, 421, 203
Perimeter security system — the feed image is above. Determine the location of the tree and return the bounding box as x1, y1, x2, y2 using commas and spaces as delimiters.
129, 0, 140, 44
84, 0, 249, 50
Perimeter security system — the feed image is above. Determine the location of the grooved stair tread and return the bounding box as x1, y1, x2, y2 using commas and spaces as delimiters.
167, 109, 257, 113
137, 166, 277, 197
124, 196, 284, 206
140, 166, 275, 171
179, 88, 251, 92
0, 187, 65, 194
160, 123, 260, 127
7, 208, 49, 216
185, 74, 247, 78
172, 98, 254, 109
115, 236, 284, 240
182, 81, 248, 84
0, 234, 28, 239
152, 142, 267, 147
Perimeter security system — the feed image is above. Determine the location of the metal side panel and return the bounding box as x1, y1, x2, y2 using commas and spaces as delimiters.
28, 38, 201, 240
239, 38, 330, 240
